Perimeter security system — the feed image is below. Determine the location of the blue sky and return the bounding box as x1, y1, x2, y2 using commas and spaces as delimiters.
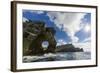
23, 10, 91, 51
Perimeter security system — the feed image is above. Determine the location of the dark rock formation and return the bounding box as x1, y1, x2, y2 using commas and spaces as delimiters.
23, 20, 56, 55
56, 44, 84, 52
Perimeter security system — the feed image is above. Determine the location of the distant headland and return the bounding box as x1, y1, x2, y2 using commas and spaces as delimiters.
56, 44, 84, 52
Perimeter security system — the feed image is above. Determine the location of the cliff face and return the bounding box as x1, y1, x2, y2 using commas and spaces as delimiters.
23, 20, 57, 56
56, 44, 83, 52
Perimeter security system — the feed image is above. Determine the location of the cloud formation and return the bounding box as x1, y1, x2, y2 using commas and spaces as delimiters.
57, 39, 67, 46
30, 10, 44, 14
23, 17, 28, 22
47, 12, 86, 43
82, 37, 91, 43
73, 42, 91, 52
24, 10, 88, 43
73, 37, 91, 52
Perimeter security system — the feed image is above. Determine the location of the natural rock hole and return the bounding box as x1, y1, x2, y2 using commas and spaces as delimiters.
42, 41, 49, 50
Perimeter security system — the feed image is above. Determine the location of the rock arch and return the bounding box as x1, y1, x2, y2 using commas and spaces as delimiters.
28, 27, 57, 55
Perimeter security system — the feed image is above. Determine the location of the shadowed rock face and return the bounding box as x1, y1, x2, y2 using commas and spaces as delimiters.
28, 31, 56, 55
23, 21, 57, 55
56, 44, 83, 52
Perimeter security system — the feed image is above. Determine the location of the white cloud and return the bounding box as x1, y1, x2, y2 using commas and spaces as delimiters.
23, 17, 28, 22
71, 36, 79, 43
57, 39, 67, 46
47, 12, 86, 43
73, 42, 91, 52
30, 10, 44, 14
82, 37, 91, 43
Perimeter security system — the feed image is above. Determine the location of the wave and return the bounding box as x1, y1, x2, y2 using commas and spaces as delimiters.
23, 52, 91, 63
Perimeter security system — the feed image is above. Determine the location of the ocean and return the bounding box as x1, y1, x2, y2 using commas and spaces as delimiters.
23, 52, 91, 63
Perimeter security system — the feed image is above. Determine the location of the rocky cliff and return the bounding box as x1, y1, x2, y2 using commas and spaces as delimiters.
56, 44, 83, 52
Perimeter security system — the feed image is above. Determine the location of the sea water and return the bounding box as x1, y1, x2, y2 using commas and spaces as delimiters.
23, 52, 91, 63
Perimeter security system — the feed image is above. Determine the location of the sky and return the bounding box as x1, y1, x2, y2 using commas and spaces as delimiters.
23, 10, 91, 52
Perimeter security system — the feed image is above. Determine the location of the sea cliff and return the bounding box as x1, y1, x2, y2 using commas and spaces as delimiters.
56, 44, 83, 52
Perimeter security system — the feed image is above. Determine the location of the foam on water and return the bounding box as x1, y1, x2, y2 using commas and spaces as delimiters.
23, 52, 91, 63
